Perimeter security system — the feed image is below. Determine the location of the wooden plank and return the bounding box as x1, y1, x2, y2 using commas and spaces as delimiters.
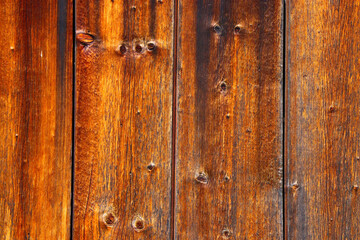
175, 0, 283, 239
74, 0, 174, 239
0, 0, 73, 239
286, 1, 360, 239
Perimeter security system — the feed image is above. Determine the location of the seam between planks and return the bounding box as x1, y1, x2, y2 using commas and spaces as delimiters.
70, 0, 76, 239
284, 0, 289, 239
171, 0, 179, 239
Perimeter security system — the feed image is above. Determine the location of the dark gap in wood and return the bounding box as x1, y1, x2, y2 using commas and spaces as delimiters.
283, 0, 288, 239
70, 0, 76, 239
171, 0, 179, 239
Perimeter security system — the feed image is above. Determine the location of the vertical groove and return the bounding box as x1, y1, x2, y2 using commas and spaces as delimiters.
283, 0, 287, 239
171, 0, 179, 239
70, 0, 76, 239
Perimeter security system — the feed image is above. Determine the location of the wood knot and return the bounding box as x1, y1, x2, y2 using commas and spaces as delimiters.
76, 32, 94, 45
147, 42, 156, 52
221, 228, 232, 239
291, 182, 300, 191
117, 44, 127, 55
220, 81, 227, 92
135, 43, 144, 54
147, 163, 155, 171
132, 216, 145, 232
195, 172, 208, 184
103, 212, 116, 227
234, 24, 244, 34
213, 24, 223, 35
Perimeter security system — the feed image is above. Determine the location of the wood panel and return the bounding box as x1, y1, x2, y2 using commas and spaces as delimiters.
286, 1, 360, 239
0, 0, 73, 239
175, 0, 283, 239
74, 0, 174, 239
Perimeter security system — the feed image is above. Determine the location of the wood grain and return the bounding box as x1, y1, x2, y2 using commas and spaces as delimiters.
74, 0, 174, 239
175, 0, 283, 239
0, 0, 73, 239
286, 1, 360, 239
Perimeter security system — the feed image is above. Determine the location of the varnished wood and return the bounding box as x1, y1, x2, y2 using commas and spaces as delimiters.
74, 0, 174, 239
175, 0, 283, 239
0, 0, 73, 239
286, 1, 360, 239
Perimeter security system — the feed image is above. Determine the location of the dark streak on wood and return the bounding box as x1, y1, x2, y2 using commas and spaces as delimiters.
176, 0, 283, 239
0, 0, 73, 239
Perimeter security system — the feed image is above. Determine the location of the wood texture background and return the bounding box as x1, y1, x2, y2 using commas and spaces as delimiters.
0, 0, 73, 239
286, 0, 360, 239
74, 0, 174, 239
175, 0, 283, 239
1, 0, 360, 239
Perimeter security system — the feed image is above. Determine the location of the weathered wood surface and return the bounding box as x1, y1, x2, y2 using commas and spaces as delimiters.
286, 0, 360, 239
0, 0, 73, 239
74, 0, 174, 239
175, 0, 283, 239
4, 0, 360, 239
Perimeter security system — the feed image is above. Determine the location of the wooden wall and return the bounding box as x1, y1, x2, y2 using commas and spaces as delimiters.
0, 0, 359, 239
